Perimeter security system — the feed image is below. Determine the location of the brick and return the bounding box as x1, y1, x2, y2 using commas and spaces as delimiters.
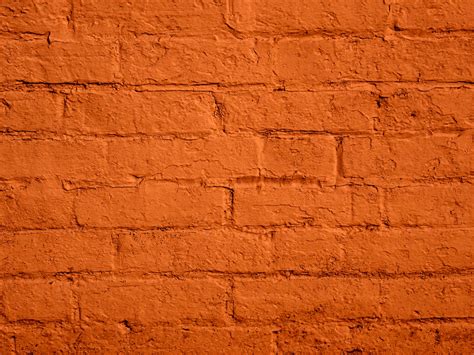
273, 228, 474, 273
0, 0, 70, 35
381, 276, 473, 319
79, 279, 228, 324
2, 281, 72, 321
234, 278, 381, 322
66, 325, 271, 353
262, 136, 337, 182
234, 186, 380, 227
0, 180, 74, 229
393, 0, 474, 31
121, 37, 272, 85
0, 138, 107, 179
375, 88, 474, 131
0, 40, 120, 83
277, 322, 474, 353
0, 137, 259, 181
275, 37, 474, 86
386, 185, 474, 226
74, 0, 227, 38
0, 91, 64, 132
13, 325, 76, 354
117, 229, 272, 273
343, 133, 473, 179
107, 137, 259, 180
74, 326, 271, 353
0, 333, 12, 353
75, 181, 226, 228
235, 276, 473, 323
273, 228, 345, 272
222, 91, 376, 133
0, 230, 114, 274
438, 322, 474, 352
344, 228, 474, 274
65, 91, 218, 135
229, 0, 388, 34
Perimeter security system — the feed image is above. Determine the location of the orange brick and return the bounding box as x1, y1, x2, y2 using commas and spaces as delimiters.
273, 228, 474, 273
273, 228, 345, 272
229, 0, 388, 34
234, 277, 381, 322
74, 326, 272, 353
277, 323, 474, 353
0, 138, 107, 179
75, 181, 226, 228
343, 133, 473, 179
0, 333, 12, 353
393, 0, 474, 31
0, 230, 114, 274
262, 136, 337, 181
0, 91, 64, 133
222, 90, 376, 133
65, 91, 218, 135
107, 137, 259, 180
386, 185, 474, 226
0, 180, 74, 229
117, 229, 272, 273
438, 322, 474, 352
381, 276, 473, 319
234, 186, 380, 227
235, 276, 473, 323
375, 88, 474, 131
0, 40, 120, 83
79, 279, 228, 324
275, 38, 474, 86
121, 37, 272, 85
0, 0, 70, 35
74, 0, 227, 37
12, 325, 76, 354
2, 281, 72, 321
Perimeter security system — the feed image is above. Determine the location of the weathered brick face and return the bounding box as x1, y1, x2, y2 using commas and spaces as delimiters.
0, 0, 473, 352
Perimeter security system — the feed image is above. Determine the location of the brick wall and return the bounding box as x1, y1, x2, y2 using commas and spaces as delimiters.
0, 0, 473, 352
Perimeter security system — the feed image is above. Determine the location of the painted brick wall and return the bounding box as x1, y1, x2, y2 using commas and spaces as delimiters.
0, 0, 473, 352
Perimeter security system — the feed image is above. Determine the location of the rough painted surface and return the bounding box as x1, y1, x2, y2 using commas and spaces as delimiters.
0, 0, 473, 353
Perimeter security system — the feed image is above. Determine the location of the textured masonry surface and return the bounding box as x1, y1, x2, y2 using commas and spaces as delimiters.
0, 0, 473, 353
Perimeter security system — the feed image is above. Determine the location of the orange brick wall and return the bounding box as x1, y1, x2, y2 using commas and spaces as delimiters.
0, 0, 473, 352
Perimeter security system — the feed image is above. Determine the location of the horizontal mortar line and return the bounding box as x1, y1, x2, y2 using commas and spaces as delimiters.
2, 83, 474, 93
0, 270, 472, 281
1, 175, 472, 192
0, 320, 473, 333
0, 131, 223, 140
3, 28, 474, 40
62, 177, 474, 191
270, 318, 474, 327
239, 29, 474, 37
118, 29, 474, 39
251, 128, 472, 137
1, 318, 472, 329
1, 224, 473, 235
1, 178, 473, 195
204, 223, 474, 234
0, 322, 279, 331
0, 320, 223, 329
1, 80, 474, 90
0, 81, 273, 90
1, 128, 472, 140
241, 317, 474, 328
234, 222, 474, 230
